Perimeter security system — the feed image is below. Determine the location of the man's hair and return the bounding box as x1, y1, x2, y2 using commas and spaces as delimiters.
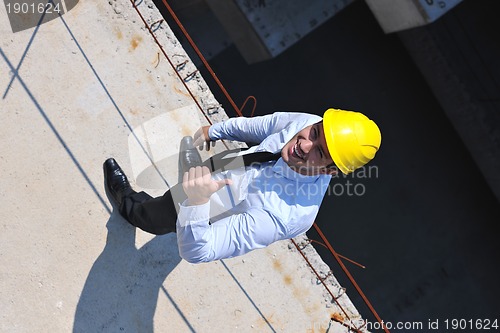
315, 120, 336, 171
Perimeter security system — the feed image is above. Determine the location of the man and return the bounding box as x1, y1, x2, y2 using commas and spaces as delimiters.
104, 109, 381, 263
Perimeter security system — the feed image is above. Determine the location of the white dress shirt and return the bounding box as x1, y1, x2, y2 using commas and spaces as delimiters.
176, 112, 332, 263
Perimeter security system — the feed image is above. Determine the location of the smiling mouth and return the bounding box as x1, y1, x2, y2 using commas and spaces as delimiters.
292, 141, 305, 160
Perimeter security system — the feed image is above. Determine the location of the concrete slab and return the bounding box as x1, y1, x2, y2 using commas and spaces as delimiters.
0, 1, 365, 332
365, 0, 463, 33
205, 0, 354, 63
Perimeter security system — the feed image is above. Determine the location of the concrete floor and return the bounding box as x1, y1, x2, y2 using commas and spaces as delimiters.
2, 0, 499, 331
197, 0, 500, 331
0, 1, 367, 332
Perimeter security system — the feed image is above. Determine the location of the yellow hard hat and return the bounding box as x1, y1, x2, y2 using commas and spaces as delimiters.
323, 108, 381, 174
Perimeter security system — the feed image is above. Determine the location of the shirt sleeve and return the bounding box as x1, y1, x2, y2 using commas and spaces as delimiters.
176, 201, 286, 263
208, 112, 288, 144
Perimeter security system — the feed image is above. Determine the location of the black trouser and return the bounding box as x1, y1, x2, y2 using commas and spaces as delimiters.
116, 149, 242, 234
119, 183, 187, 235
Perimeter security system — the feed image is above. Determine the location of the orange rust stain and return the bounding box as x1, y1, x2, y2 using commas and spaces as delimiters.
130, 35, 143, 50
170, 112, 180, 122
331, 312, 345, 322
293, 287, 304, 299
283, 274, 292, 285
114, 28, 123, 40
173, 84, 191, 98
253, 312, 279, 330
273, 259, 282, 271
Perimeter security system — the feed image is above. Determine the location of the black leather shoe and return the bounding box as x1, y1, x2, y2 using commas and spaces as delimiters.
103, 158, 134, 206
179, 136, 202, 174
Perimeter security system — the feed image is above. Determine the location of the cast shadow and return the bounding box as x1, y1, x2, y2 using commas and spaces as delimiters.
73, 213, 181, 332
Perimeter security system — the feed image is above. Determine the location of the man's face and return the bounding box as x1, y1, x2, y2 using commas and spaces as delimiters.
281, 121, 337, 176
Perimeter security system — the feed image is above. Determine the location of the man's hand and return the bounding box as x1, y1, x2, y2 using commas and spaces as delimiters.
182, 166, 232, 206
193, 126, 216, 151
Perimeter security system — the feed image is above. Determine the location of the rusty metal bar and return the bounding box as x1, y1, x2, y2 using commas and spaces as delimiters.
160, 0, 243, 117
313, 223, 390, 333
307, 238, 366, 269
239, 95, 257, 118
